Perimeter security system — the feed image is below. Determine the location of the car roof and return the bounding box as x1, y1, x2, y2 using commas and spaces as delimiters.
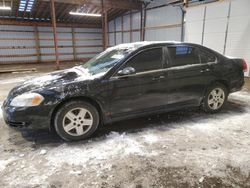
106, 41, 202, 51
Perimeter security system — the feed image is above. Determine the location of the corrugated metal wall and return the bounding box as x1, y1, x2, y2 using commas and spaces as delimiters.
185, 0, 250, 75
108, 5, 183, 46
145, 6, 182, 41
0, 25, 102, 64
108, 11, 141, 46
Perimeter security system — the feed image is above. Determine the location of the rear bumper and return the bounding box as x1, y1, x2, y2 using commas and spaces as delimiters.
2, 100, 53, 130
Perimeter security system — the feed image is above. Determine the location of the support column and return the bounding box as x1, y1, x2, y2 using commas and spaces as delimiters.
130, 10, 133, 42
140, 6, 143, 41
142, 6, 147, 41
105, 10, 109, 48
114, 19, 116, 45
102, 0, 108, 50
121, 15, 124, 43
140, 3, 147, 41
50, 0, 59, 69
34, 25, 41, 63
71, 27, 77, 61
223, 1, 231, 55
201, 6, 207, 45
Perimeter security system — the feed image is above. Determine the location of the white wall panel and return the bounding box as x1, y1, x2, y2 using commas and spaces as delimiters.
185, 0, 250, 75
145, 5, 182, 42
109, 33, 115, 46
132, 12, 141, 29
109, 20, 114, 32
123, 32, 130, 43
145, 27, 181, 41
146, 6, 182, 27
205, 1, 229, 19
203, 1, 229, 53
116, 33, 122, 44
226, 0, 250, 74
108, 5, 182, 46
132, 32, 140, 42
203, 33, 226, 53
123, 15, 130, 30
115, 17, 122, 31
184, 6, 205, 44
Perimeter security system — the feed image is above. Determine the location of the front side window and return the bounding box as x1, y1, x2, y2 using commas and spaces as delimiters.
124, 47, 163, 73
168, 45, 200, 67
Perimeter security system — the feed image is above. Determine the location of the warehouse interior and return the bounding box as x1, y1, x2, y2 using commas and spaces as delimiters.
0, 0, 249, 75
0, 0, 250, 187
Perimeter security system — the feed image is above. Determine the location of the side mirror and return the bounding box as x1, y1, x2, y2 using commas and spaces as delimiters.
117, 67, 136, 76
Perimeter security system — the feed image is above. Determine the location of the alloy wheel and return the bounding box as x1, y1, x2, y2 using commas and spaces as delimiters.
62, 107, 93, 136
207, 88, 225, 110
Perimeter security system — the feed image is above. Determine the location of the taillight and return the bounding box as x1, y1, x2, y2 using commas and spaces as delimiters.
242, 59, 248, 72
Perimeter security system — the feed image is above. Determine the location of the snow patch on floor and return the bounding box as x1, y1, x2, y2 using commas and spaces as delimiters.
0, 157, 16, 172
46, 131, 157, 169
142, 133, 159, 144
46, 132, 157, 166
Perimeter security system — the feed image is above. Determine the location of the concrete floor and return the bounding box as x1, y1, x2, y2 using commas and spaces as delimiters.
0, 67, 250, 187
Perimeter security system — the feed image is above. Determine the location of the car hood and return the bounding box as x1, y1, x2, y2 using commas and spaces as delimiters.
9, 66, 104, 97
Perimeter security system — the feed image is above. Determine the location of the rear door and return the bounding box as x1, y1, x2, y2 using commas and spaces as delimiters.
165, 44, 211, 105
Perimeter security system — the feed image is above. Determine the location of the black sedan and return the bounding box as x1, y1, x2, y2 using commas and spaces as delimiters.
2, 42, 247, 141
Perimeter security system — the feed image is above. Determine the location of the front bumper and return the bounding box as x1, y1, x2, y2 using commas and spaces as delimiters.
2, 100, 53, 130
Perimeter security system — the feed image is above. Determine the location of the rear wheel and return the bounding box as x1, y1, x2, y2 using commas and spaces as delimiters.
54, 101, 99, 141
202, 83, 228, 113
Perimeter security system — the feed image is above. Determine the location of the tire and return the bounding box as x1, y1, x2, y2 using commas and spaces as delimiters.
54, 100, 99, 141
202, 83, 228, 113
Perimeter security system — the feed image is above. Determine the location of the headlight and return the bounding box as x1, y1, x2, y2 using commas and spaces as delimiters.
10, 93, 44, 107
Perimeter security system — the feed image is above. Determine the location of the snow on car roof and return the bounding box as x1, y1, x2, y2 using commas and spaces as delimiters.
106, 41, 183, 52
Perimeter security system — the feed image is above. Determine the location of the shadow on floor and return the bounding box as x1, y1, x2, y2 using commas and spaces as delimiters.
18, 99, 247, 147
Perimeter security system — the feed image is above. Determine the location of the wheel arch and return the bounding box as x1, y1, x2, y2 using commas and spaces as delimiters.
49, 96, 104, 132
201, 79, 230, 105
209, 79, 230, 93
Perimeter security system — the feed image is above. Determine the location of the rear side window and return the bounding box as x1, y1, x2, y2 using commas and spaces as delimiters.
167, 45, 200, 67
125, 47, 163, 73
199, 49, 216, 63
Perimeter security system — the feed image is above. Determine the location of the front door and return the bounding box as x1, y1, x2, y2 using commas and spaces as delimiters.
108, 47, 168, 118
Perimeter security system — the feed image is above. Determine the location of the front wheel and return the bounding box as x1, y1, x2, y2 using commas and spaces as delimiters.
54, 101, 99, 141
202, 83, 228, 113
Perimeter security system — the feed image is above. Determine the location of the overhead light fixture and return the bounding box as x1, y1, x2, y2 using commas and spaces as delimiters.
69, 11, 102, 17
0, 6, 11, 10
18, 0, 34, 12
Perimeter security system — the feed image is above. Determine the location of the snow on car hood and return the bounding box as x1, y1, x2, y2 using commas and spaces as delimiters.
9, 66, 105, 96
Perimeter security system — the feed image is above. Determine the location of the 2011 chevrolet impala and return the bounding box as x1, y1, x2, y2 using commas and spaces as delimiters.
2, 42, 247, 141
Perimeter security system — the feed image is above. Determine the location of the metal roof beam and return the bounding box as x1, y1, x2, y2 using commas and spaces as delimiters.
0, 18, 101, 27
42, 0, 142, 10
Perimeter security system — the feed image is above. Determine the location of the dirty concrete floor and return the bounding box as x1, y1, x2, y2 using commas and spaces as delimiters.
0, 70, 250, 188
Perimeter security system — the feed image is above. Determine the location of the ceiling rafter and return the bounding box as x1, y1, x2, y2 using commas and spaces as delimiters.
42, 0, 142, 10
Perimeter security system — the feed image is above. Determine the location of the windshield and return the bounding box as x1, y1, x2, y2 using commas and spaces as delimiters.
81, 48, 131, 75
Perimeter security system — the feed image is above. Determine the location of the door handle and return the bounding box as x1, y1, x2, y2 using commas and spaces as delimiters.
200, 68, 210, 73
152, 75, 165, 81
